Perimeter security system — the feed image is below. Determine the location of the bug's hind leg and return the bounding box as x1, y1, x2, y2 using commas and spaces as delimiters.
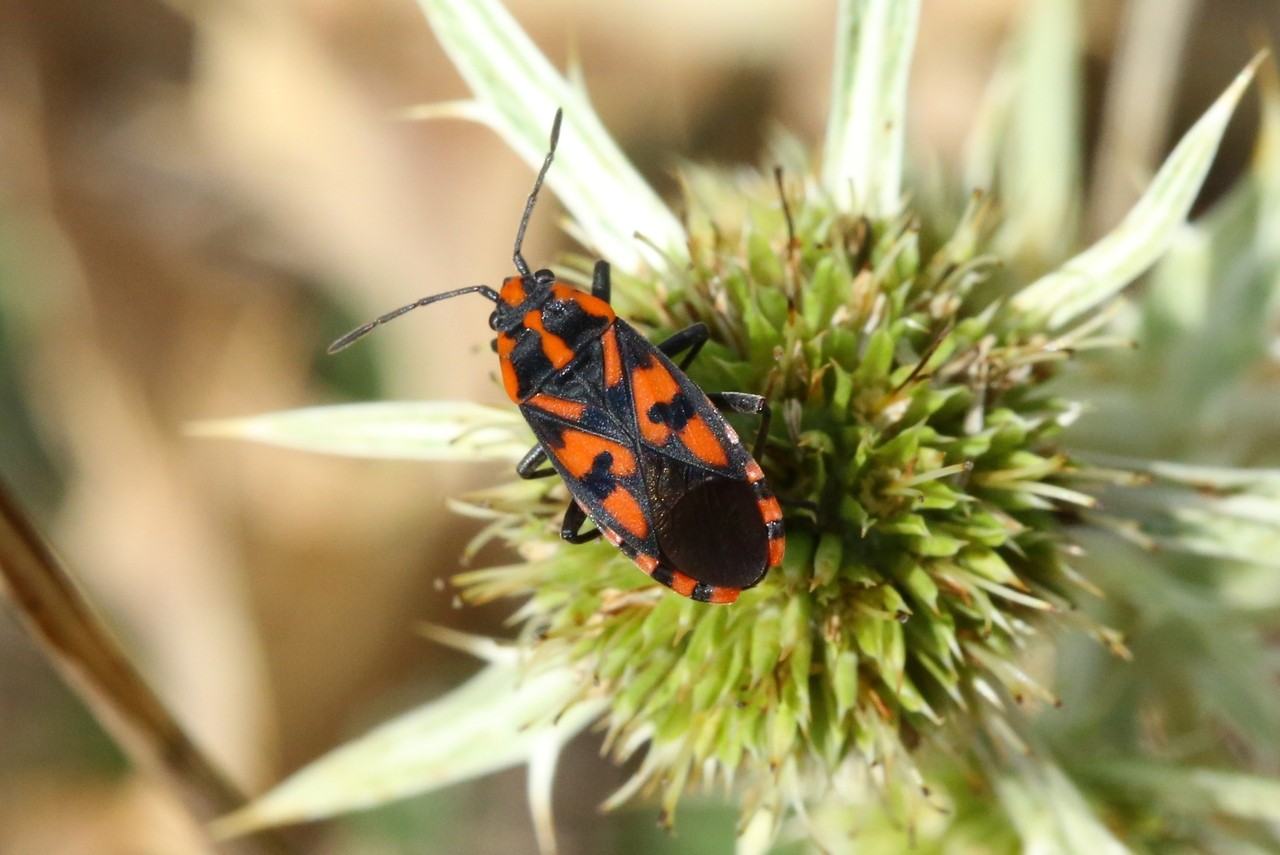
516, 444, 557, 479
707, 391, 771, 460
656, 323, 710, 371
655, 321, 771, 457
561, 500, 602, 544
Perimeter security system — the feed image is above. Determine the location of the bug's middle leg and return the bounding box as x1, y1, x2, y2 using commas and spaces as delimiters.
516, 444, 557, 479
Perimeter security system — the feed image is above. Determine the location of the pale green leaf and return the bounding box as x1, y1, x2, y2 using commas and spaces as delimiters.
1089, 762, 1280, 823
960, 51, 1014, 197
822, 0, 920, 218
1256, 63, 1280, 334
212, 658, 602, 838
1088, 457, 1280, 567
995, 759, 1132, 855
1085, 0, 1198, 238
1136, 211, 1215, 351
415, 0, 686, 272
1177, 769, 1280, 821
1137, 67, 1280, 406
993, 0, 1082, 265
190, 401, 531, 462
1012, 54, 1263, 329
527, 736, 561, 855
735, 805, 780, 855
1058, 66, 1280, 457
394, 98, 494, 125
1114, 457, 1280, 492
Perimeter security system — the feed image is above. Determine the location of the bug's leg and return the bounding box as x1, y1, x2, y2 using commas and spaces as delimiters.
656, 322, 710, 371
516, 444, 557, 479
561, 500, 602, 544
708, 391, 771, 460
518, 447, 601, 542
591, 260, 612, 304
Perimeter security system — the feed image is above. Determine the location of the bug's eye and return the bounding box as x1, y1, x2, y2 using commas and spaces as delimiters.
534, 268, 555, 284
488, 312, 499, 330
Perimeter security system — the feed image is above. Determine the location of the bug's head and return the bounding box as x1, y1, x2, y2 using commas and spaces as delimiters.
488, 269, 557, 333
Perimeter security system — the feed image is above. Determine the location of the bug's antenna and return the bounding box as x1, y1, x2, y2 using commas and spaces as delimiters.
327, 285, 499, 354
512, 108, 563, 278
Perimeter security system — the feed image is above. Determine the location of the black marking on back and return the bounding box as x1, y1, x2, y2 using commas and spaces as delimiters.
646, 393, 697, 431
539, 296, 610, 350
610, 320, 749, 475
507, 329, 557, 400
581, 451, 619, 499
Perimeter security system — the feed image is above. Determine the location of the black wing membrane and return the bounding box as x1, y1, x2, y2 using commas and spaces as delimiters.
641, 450, 771, 590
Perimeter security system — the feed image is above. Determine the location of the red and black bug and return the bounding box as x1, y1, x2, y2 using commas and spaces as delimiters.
329, 110, 784, 604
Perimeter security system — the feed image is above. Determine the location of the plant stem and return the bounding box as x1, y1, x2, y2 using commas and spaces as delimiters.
0, 479, 299, 855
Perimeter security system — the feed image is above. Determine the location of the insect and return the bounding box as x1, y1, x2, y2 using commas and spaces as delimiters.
329, 110, 784, 604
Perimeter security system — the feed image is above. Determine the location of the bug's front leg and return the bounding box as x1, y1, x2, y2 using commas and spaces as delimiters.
516, 444, 557, 479
516, 445, 601, 542
518, 442, 604, 543
591, 260, 612, 304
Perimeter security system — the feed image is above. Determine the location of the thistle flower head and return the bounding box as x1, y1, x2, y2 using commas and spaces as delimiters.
207, 2, 1280, 852
456, 177, 1103, 825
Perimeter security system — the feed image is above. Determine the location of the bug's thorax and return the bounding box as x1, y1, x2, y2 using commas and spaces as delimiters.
491, 269, 617, 403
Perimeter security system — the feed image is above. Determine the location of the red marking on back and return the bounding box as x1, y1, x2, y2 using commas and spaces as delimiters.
629, 360, 728, 465
555, 429, 637, 478
668, 570, 697, 598
527, 393, 586, 421
602, 485, 649, 539
635, 553, 658, 574
499, 275, 526, 306
758, 496, 782, 524
744, 460, 765, 483
630, 362, 681, 445
496, 333, 520, 401
523, 310, 575, 369
768, 536, 786, 568
601, 327, 623, 387
709, 586, 741, 605
677, 414, 728, 467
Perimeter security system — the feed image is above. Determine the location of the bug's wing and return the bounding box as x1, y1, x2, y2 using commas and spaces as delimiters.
609, 320, 751, 477
608, 322, 783, 592
519, 391, 663, 557
520, 324, 780, 602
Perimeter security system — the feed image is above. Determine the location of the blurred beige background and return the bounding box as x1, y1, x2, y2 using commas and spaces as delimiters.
0, 1, 1271, 853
